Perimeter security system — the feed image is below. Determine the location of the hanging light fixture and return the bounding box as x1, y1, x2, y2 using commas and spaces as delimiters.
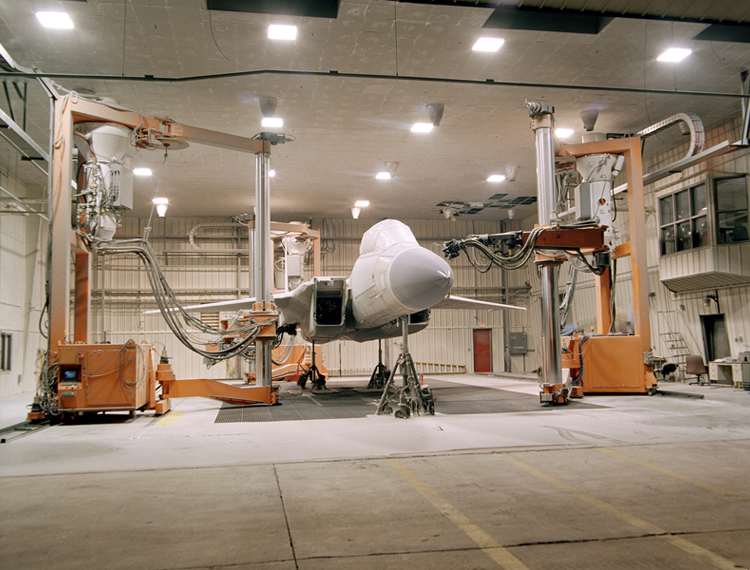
153, 197, 169, 217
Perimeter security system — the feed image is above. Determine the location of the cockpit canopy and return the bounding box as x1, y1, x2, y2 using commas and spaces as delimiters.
359, 219, 418, 255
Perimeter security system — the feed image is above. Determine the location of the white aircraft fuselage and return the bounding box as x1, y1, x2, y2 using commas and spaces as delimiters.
349, 219, 454, 328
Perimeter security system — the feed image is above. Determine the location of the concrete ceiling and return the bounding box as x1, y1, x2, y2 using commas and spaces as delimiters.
0, 0, 749, 222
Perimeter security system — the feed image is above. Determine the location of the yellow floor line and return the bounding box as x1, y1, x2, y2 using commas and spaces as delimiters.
389, 458, 530, 570
597, 448, 746, 498
502, 455, 745, 570
153, 410, 182, 426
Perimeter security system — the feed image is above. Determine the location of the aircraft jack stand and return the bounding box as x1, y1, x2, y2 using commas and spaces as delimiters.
298, 342, 326, 392
367, 340, 390, 389
376, 317, 435, 418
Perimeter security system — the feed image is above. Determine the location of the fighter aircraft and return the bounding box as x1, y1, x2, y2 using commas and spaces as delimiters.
175, 219, 524, 345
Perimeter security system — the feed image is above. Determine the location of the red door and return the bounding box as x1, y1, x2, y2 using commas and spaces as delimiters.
473, 329, 492, 373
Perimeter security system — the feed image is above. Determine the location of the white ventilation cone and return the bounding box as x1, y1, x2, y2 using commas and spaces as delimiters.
79, 123, 133, 163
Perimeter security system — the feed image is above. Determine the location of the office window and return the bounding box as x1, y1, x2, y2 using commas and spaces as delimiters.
715, 177, 749, 244
0, 332, 10, 372
659, 183, 708, 255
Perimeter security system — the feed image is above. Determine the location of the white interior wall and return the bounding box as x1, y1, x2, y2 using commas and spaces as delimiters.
87, 118, 750, 379
84, 217, 533, 379
4, 118, 749, 392
0, 175, 47, 397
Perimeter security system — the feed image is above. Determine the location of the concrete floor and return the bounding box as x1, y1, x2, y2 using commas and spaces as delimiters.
1, 375, 749, 570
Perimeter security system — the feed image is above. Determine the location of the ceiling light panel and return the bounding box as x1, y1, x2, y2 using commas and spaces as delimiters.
472, 37, 504, 52
555, 128, 574, 138
355, 200, 370, 207
487, 174, 506, 182
268, 25, 297, 40
411, 122, 433, 133
262, 117, 283, 128
36, 11, 74, 29
133, 168, 152, 176
657, 48, 692, 62
375, 172, 391, 180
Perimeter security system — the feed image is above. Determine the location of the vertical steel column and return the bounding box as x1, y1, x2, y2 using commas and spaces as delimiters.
49, 96, 74, 352
254, 148, 273, 387
247, 221, 255, 298
528, 101, 562, 386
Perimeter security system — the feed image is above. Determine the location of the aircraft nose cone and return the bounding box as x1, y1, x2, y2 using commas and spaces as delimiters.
388, 247, 454, 311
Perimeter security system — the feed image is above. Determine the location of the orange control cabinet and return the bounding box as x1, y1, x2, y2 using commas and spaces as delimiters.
56, 341, 156, 414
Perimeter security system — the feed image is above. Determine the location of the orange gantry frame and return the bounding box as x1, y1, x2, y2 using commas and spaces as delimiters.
45, 97, 278, 418
543, 136, 657, 398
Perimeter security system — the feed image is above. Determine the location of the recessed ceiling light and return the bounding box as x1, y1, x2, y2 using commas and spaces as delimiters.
472, 37, 504, 52
133, 168, 152, 176
657, 47, 692, 62
262, 117, 283, 128
376, 172, 391, 180
269, 170, 276, 177
411, 122, 433, 133
355, 200, 370, 208
487, 174, 506, 182
555, 128, 574, 139
268, 25, 297, 41
36, 11, 74, 29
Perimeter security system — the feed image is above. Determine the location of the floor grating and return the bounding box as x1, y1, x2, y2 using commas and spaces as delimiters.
214, 380, 604, 423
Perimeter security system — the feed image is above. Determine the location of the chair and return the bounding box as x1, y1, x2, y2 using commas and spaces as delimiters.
686, 355, 709, 386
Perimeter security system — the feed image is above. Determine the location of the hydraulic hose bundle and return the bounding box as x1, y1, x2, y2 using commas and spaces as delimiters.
92, 237, 275, 362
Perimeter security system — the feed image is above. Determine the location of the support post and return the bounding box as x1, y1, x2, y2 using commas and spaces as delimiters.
254, 147, 273, 387
595, 267, 612, 335
528, 102, 563, 386
49, 96, 74, 352
74, 251, 90, 343
625, 138, 650, 349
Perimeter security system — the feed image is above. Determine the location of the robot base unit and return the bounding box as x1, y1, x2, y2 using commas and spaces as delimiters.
561, 335, 657, 395
56, 341, 157, 416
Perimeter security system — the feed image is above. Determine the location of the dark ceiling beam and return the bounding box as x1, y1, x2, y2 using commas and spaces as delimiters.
0, 68, 747, 100
482, 4, 750, 42
206, 0, 340, 18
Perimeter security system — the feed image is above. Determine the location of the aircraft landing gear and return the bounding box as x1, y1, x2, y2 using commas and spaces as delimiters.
298, 342, 326, 391
376, 316, 435, 418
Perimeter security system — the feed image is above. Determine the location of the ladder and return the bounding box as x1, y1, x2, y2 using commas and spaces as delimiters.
657, 311, 693, 381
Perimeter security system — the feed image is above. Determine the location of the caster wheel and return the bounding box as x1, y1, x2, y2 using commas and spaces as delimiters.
395, 406, 410, 419
647, 387, 657, 396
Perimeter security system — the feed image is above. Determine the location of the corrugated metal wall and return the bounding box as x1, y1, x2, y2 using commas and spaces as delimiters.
3, 118, 749, 394
90, 217, 525, 379
0, 178, 47, 397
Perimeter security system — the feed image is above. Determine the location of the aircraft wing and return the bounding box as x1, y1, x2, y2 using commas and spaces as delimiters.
142, 298, 257, 315
432, 295, 525, 311
142, 280, 314, 328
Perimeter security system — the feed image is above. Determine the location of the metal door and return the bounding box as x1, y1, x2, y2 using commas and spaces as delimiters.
700, 314, 731, 362
473, 329, 492, 373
